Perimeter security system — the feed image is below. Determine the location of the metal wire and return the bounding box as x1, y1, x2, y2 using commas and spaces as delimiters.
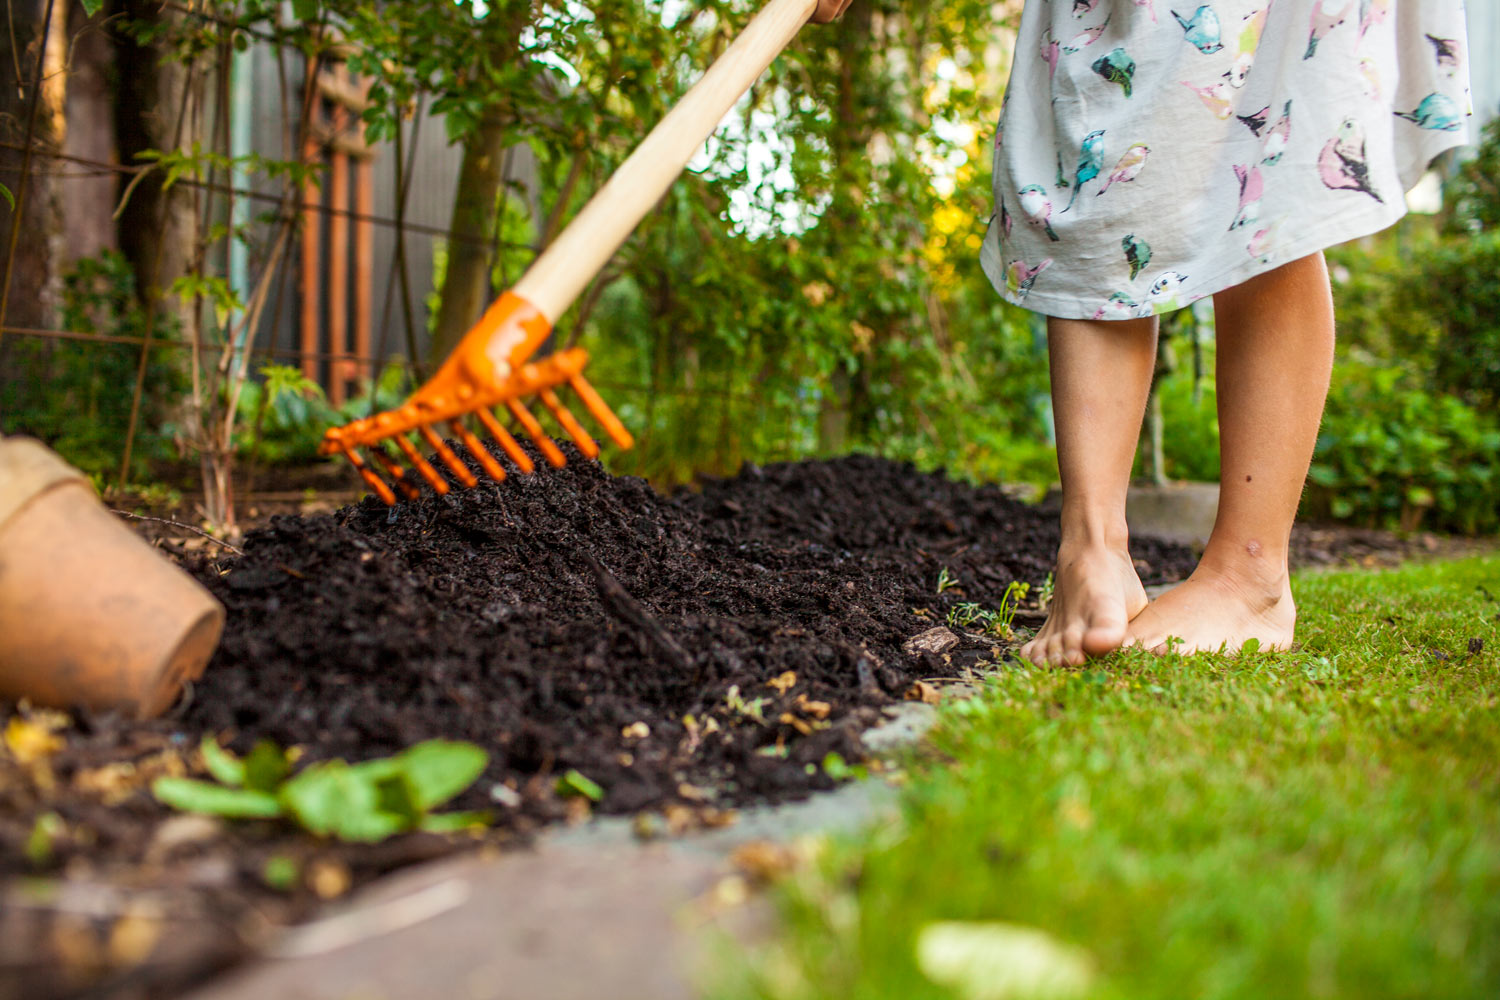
0, 140, 533, 251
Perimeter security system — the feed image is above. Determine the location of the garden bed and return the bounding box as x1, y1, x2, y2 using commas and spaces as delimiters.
1, 450, 1201, 997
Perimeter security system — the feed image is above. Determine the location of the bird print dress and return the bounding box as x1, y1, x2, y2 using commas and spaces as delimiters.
980, 0, 1473, 320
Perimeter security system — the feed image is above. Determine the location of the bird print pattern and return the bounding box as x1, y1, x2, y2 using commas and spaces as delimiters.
982, 0, 1472, 319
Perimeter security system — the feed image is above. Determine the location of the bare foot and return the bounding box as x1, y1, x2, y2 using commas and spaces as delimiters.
1019, 544, 1148, 667
1125, 567, 1296, 655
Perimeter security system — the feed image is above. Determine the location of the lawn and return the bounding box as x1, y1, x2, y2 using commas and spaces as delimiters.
725, 554, 1500, 1000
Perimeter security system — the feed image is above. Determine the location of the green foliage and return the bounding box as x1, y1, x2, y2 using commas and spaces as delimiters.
1153, 367, 1219, 481
0, 251, 184, 477
725, 556, 1500, 1000
1399, 231, 1500, 409
554, 769, 604, 803
946, 581, 1031, 640
1307, 358, 1500, 534
1445, 114, 1500, 235
152, 737, 491, 842
236, 362, 409, 463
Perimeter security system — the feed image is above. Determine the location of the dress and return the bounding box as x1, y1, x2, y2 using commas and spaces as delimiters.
980, 0, 1473, 320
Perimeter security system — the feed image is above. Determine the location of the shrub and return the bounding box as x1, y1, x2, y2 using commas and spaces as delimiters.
1398, 231, 1500, 409
0, 252, 185, 477
1307, 358, 1500, 535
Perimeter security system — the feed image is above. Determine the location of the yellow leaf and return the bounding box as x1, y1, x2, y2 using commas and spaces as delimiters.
766, 671, 797, 694
5, 717, 65, 764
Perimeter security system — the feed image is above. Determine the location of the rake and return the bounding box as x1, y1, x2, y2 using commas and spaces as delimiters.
321, 0, 829, 504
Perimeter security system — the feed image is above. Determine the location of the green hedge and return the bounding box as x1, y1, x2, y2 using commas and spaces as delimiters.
1308, 358, 1500, 534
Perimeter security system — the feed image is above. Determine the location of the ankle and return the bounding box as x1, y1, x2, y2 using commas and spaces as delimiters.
1058, 507, 1131, 553
1195, 541, 1290, 609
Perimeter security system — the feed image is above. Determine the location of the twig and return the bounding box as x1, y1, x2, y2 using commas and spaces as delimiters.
585, 554, 694, 677
111, 510, 245, 555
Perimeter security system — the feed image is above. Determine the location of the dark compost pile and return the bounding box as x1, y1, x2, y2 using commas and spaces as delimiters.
177, 449, 1195, 822
0, 450, 1199, 999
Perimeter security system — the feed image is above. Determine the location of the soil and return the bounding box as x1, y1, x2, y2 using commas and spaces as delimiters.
5, 447, 1477, 999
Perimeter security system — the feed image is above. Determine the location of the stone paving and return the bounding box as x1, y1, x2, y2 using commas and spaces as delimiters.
186, 705, 935, 1000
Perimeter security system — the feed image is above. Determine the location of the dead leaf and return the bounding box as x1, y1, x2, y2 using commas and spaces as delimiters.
698, 807, 738, 829
905, 680, 941, 705
903, 626, 961, 657
107, 910, 163, 966
663, 803, 695, 836
677, 782, 711, 802
778, 712, 815, 736
5, 715, 65, 764
795, 694, 832, 720
730, 840, 798, 885
766, 670, 798, 694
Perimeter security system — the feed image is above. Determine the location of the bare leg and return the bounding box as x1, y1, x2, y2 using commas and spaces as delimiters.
1126, 252, 1335, 654
1019, 314, 1156, 667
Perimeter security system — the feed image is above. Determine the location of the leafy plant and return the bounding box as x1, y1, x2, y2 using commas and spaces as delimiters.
1398, 231, 1500, 409
1307, 358, 1500, 534
0, 251, 185, 478
152, 737, 491, 842
946, 581, 1031, 639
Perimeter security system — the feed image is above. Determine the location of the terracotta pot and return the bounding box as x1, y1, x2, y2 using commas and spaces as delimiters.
0, 437, 224, 718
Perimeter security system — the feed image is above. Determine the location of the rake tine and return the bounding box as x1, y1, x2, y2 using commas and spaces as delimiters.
475, 408, 536, 474
418, 425, 479, 488
567, 374, 634, 449
369, 446, 422, 502
505, 398, 567, 468
449, 419, 507, 484
341, 447, 397, 506
392, 433, 451, 494
537, 388, 599, 459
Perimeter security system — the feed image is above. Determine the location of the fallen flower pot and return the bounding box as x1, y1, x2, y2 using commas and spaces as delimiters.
0, 436, 224, 718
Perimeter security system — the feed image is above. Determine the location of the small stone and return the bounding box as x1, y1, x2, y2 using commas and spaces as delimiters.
903, 626, 960, 657
489, 783, 522, 808
306, 858, 351, 900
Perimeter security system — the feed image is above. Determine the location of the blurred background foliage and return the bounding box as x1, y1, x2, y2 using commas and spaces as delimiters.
2, 0, 1495, 535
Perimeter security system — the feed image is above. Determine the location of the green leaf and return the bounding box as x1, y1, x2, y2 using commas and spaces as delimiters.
291, 0, 318, 22
555, 768, 603, 802
419, 810, 492, 833
282, 758, 418, 843
262, 855, 300, 892
0, 182, 13, 212
280, 760, 369, 838
78, 0, 103, 15
393, 740, 488, 811
26, 812, 64, 867
243, 740, 293, 792
200, 737, 245, 786
153, 778, 282, 818
1239, 637, 1261, 656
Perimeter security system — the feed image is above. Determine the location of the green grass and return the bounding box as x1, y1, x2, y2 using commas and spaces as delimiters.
726, 555, 1500, 1000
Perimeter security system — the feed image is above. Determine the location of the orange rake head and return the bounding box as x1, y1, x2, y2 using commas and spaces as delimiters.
319, 291, 633, 505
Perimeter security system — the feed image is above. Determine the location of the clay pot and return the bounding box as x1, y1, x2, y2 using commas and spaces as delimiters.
0, 437, 224, 718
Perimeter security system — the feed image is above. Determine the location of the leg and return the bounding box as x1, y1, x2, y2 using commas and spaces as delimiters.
1126, 251, 1335, 654
1019, 314, 1157, 667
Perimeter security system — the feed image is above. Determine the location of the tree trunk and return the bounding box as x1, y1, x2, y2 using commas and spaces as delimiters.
61, 0, 117, 267
111, 0, 197, 335
429, 107, 507, 364
0, 0, 66, 337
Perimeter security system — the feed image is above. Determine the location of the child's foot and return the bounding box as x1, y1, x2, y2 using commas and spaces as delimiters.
1019, 543, 1148, 667
1125, 566, 1296, 655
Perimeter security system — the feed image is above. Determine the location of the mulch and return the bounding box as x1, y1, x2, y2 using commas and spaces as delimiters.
0, 448, 1476, 999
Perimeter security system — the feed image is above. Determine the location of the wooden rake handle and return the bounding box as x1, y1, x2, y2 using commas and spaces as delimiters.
513, 0, 820, 323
